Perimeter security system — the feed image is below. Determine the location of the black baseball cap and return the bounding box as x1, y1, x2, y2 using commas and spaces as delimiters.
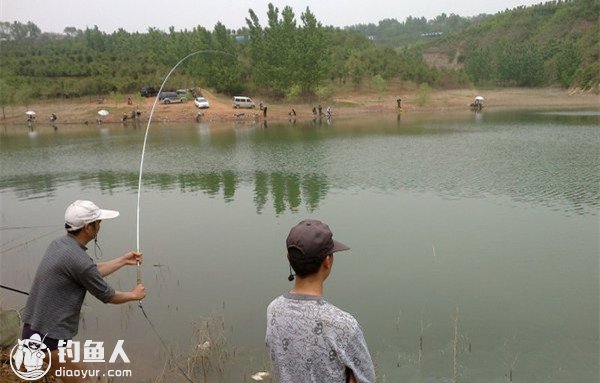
286, 219, 350, 259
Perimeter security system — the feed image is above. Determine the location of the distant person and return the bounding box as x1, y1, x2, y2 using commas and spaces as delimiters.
263, 105, 268, 118
312, 106, 317, 116
318, 104, 322, 116
396, 98, 402, 108
21, 200, 146, 382
50, 113, 58, 131
266, 219, 376, 383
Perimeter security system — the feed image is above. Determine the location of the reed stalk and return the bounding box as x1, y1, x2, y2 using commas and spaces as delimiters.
453, 307, 459, 383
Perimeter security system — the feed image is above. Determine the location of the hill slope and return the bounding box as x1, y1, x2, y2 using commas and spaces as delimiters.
421, 0, 599, 89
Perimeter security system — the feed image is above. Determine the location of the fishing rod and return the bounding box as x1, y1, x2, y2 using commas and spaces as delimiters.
135, 50, 233, 383
0, 284, 29, 295
136, 49, 233, 253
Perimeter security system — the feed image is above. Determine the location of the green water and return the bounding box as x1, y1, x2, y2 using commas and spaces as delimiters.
1, 111, 598, 382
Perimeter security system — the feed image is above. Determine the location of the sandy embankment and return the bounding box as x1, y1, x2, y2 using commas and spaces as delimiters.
1, 87, 598, 127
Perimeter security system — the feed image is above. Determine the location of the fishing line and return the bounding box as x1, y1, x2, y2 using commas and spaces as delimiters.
137, 304, 196, 383
135, 50, 233, 383
0, 227, 63, 253
0, 225, 57, 230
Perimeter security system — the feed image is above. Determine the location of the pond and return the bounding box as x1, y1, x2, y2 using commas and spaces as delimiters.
1, 110, 598, 382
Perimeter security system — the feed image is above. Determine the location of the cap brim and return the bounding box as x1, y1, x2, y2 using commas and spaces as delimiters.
331, 239, 350, 253
97, 209, 120, 220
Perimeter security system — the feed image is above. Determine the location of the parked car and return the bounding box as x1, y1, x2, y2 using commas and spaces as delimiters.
163, 96, 185, 104
160, 91, 185, 104
158, 91, 175, 100
194, 97, 210, 109
140, 87, 157, 97
232, 96, 256, 109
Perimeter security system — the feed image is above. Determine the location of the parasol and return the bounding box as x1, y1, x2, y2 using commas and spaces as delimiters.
98, 110, 109, 116
475, 96, 485, 101
25, 111, 36, 116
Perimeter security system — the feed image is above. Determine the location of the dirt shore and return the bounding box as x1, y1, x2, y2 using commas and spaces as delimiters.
1, 87, 598, 127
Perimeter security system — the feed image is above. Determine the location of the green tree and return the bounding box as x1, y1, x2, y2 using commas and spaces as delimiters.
204, 22, 241, 93
84, 26, 106, 51
14, 83, 34, 108
464, 47, 493, 84
295, 7, 330, 93
64, 26, 83, 38
0, 78, 14, 119
246, 3, 329, 95
554, 40, 583, 87
245, 8, 269, 87
495, 41, 544, 86
346, 51, 367, 87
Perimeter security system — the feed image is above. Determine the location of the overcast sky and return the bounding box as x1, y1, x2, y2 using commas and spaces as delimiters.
2, 0, 543, 33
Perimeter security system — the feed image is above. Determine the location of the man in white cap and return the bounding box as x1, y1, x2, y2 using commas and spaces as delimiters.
266, 219, 375, 383
21, 200, 146, 381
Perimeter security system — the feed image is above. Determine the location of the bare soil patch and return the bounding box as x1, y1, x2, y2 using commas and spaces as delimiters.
2, 87, 598, 128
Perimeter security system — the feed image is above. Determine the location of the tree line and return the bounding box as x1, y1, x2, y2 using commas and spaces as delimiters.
0, 3, 444, 105
348, 13, 492, 47
0, 0, 597, 108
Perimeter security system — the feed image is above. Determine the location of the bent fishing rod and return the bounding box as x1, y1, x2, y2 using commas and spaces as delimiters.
134, 50, 233, 383
135, 49, 233, 276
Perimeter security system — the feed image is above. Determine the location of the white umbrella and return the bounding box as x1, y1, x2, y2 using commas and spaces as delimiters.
25, 111, 36, 116
475, 96, 485, 101
98, 110, 109, 117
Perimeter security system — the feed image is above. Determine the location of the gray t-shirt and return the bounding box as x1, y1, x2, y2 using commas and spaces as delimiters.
22, 235, 115, 339
266, 293, 375, 383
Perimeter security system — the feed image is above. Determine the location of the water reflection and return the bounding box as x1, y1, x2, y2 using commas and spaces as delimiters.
1, 170, 329, 215
1, 112, 598, 216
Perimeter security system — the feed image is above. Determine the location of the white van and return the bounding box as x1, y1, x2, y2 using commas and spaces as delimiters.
232, 96, 256, 109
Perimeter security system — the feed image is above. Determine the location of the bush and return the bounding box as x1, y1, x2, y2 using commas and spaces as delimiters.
286, 84, 302, 102
415, 83, 432, 106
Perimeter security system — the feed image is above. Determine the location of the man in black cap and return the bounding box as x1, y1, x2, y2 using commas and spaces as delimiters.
266, 219, 375, 383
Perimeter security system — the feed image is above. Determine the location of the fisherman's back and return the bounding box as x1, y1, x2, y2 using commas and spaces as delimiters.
266, 293, 375, 383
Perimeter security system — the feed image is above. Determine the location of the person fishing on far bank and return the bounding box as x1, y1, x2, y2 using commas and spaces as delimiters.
20, 200, 146, 381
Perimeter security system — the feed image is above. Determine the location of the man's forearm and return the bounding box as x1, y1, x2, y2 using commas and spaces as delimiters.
97, 257, 125, 277
108, 283, 146, 304
109, 291, 138, 304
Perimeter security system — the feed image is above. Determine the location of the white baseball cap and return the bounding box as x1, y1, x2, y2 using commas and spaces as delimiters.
65, 200, 120, 231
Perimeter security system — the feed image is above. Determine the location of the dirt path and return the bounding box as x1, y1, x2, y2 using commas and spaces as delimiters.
2, 87, 598, 127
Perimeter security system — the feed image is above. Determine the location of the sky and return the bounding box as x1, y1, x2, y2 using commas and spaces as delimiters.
2, 0, 544, 34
